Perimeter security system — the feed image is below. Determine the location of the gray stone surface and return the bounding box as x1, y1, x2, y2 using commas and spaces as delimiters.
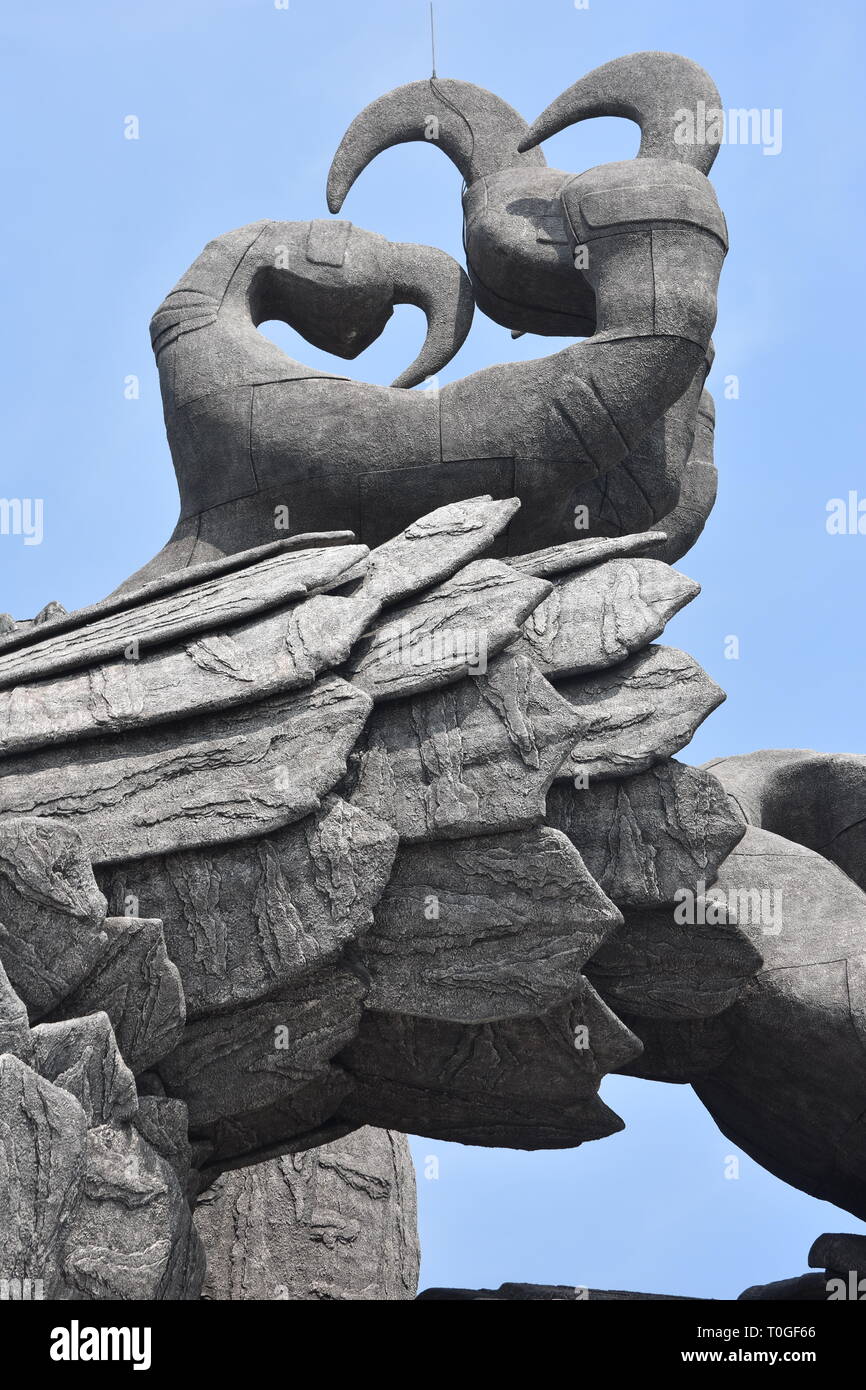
0, 544, 364, 689
555, 646, 724, 782
508, 559, 700, 679
0, 581, 374, 757
48, 917, 186, 1074
337, 978, 641, 1148
118, 55, 725, 579
0, 1054, 88, 1293
585, 903, 762, 1021
196, 1127, 419, 1300
99, 797, 397, 1018
706, 748, 866, 893
59, 1120, 203, 1301
546, 760, 746, 907
31, 1013, 138, 1126
0, 534, 357, 653
506, 530, 667, 578
693, 826, 866, 1220
345, 560, 550, 701
156, 964, 364, 1141
363, 828, 621, 1022
0, 677, 372, 863
16, 43, 860, 1307
349, 652, 584, 842
648, 389, 718, 563
0, 817, 108, 1017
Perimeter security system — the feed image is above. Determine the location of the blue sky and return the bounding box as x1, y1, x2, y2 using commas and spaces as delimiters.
2, 0, 865, 1297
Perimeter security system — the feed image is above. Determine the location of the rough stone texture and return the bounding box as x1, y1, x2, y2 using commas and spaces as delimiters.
564, 361, 709, 541
0, 817, 108, 1017
31, 1013, 138, 1126
349, 652, 584, 842
0, 579, 376, 757
0, 544, 365, 689
706, 749, 866, 894
546, 760, 746, 907
505, 531, 666, 579
554, 646, 725, 782
156, 965, 365, 1155
121, 55, 725, 578
363, 828, 621, 1022
99, 798, 396, 1019
585, 902, 762, 1021
48, 917, 186, 1074
693, 826, 866, 1220
196, 1127, 419, 1300
508, 559, 699, 679
648, 389, 718, 563
353, 497, 521, 608
58, 1121, 203, 1301
336, 979, 642, 1148
0, 1054, 88, 1293
0, 677, 372, 864
809, 1231, 866, 1278
14, 44, 862, 1306
346, 560, 550, 701
616, 1012, 736, 1083
0, 957, 32, 1059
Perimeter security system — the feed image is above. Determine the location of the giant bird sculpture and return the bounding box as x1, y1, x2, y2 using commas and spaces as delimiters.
1, 52, 864, 1302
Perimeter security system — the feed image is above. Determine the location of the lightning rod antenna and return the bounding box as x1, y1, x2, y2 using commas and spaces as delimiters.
429, 3, 437, 78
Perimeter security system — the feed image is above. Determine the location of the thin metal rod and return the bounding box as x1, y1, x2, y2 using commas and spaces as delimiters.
429, 2, 437, 78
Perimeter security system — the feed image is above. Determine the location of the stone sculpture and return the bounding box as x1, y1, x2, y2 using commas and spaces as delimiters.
1, 50, 863, 1303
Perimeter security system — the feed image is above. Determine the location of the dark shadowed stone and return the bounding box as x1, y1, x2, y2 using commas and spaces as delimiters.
31, 1013, 138, 1125
196, 1127, 419, 1300
693, 826, 866, 1221
705, 749, 866, 895
509, 559, 699, 679
191, 1077, 358, 1181
738, 1275, 828, 1302
555, 646, 724, 781
0, 545, 366, 690
0, 817, 108, 1017
0, 1054, 87, 1293
48, 917, 186, 1074
808, 1231, 866, 1278
364, 828, 621, 1022
58, 1121, 204, 1300
546, 761, 745, 907
346, 560, 550, 701
0, 677, 372, 864
337, 979, 641, 1147
585, 901, 762, 1020
99, 797, 397, 1019
616, 1013, 735, 1082
156, 965, 365, 1136
349, 652, 583, 842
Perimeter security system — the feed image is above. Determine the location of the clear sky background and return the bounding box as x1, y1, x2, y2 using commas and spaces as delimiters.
2, 0, 865, 1298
